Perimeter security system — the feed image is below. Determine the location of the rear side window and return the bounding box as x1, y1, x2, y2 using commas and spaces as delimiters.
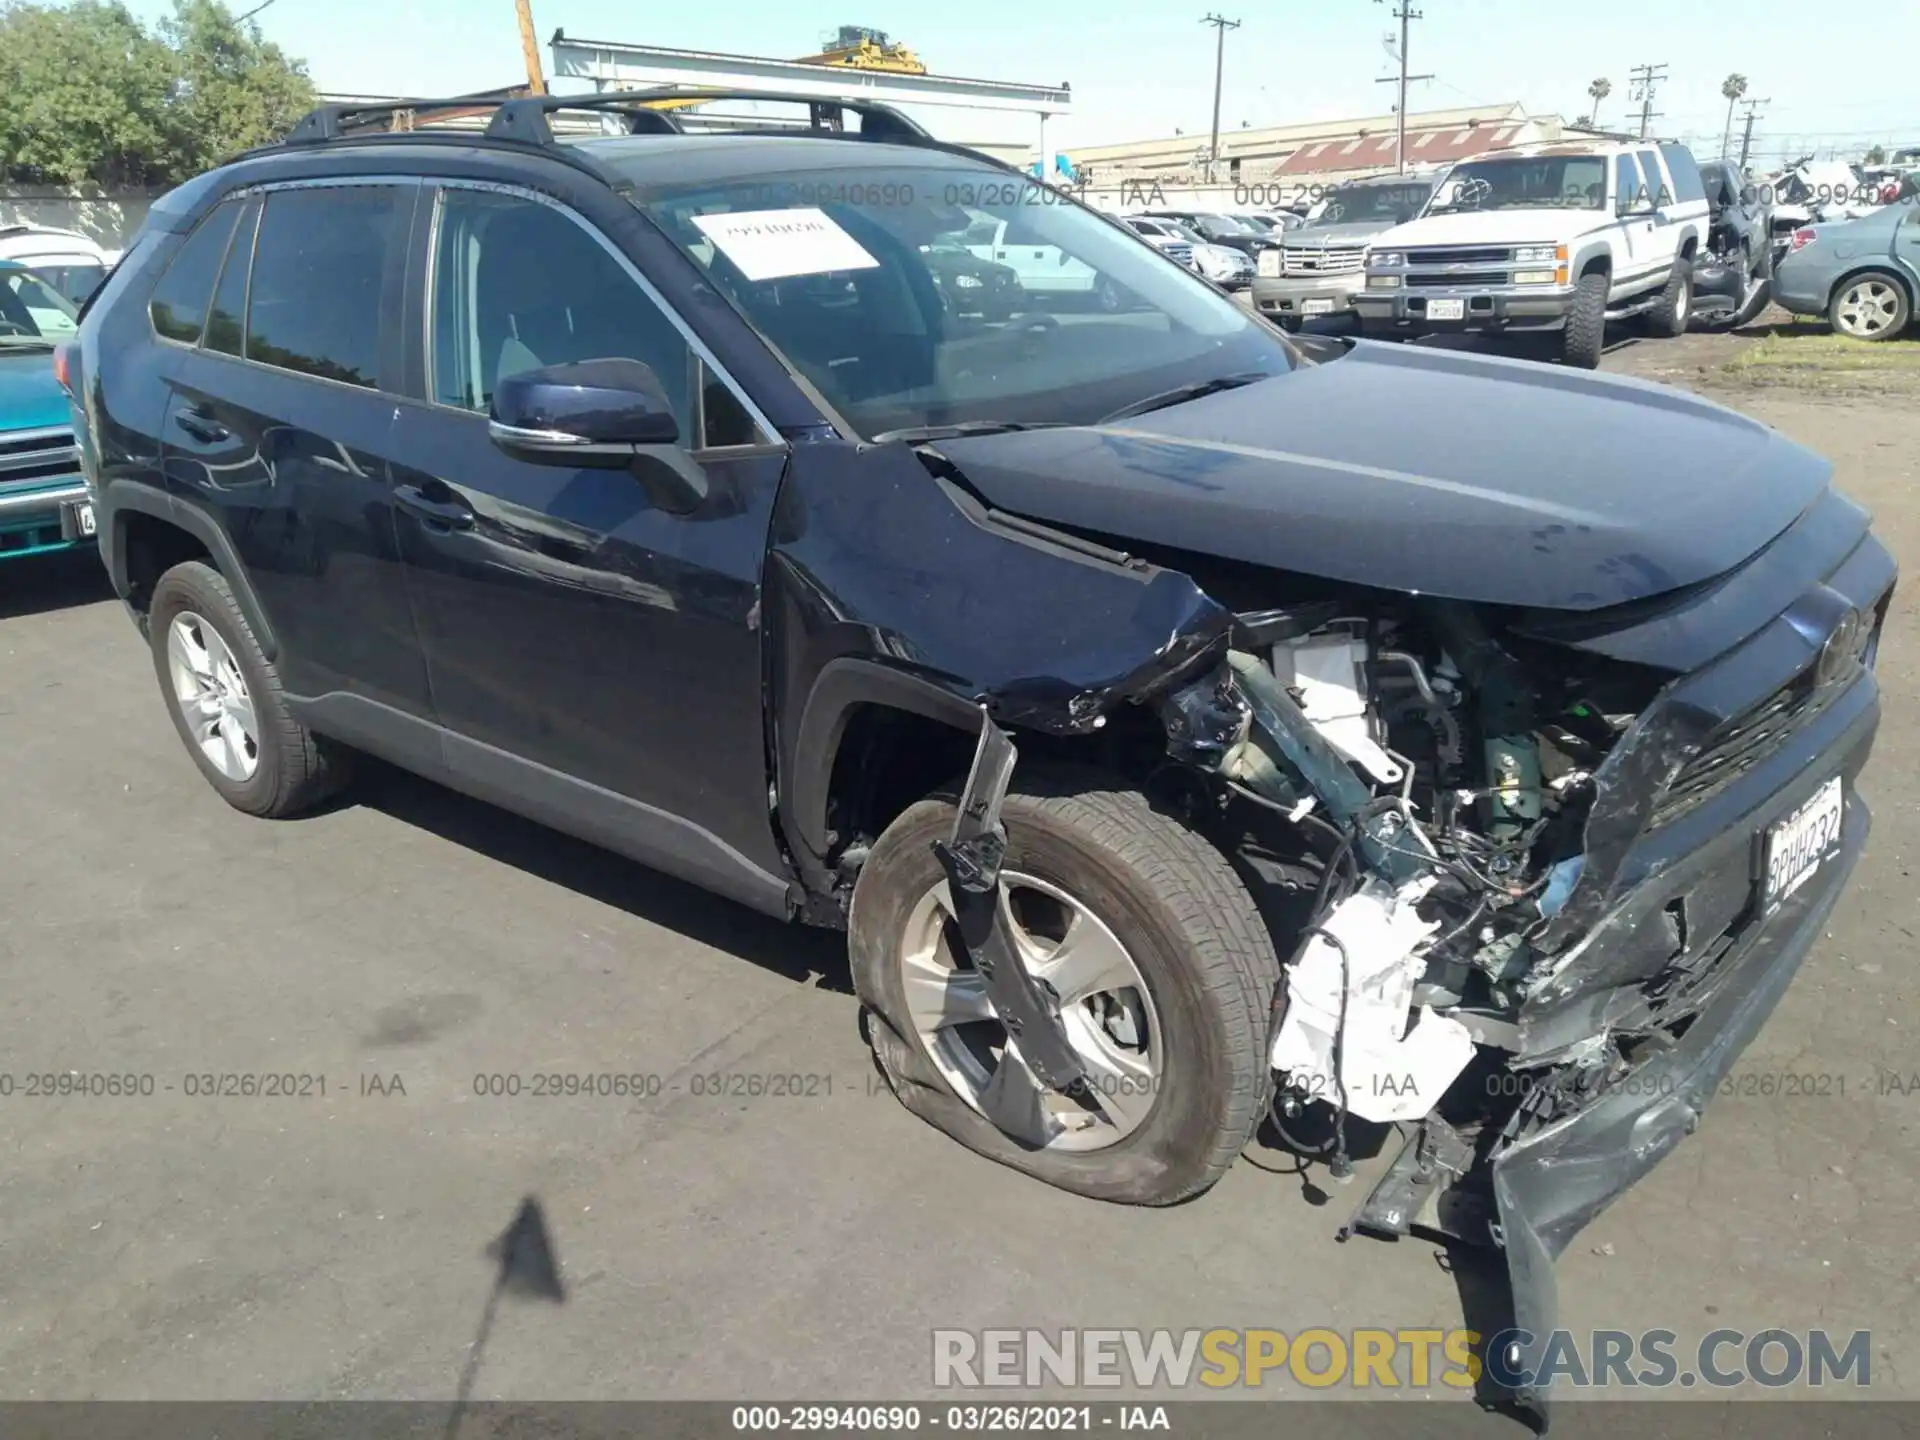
1659, 144, 1706, 205
149, 200, 243, 344
246, 186, 406, 389
1635, 149, 1668, 207
1613, 155, 1645, 212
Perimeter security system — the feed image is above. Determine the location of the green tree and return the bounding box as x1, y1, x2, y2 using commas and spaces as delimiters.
0, 2, 179, 186
0, 0, 315, 188
1865, 145, 1886, 165
162, 0, 316, 177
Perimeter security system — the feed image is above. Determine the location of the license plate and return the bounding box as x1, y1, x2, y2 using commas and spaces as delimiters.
1426, 298, 1466, 320
61, 500, 95, 539
1301, 298, 1337, 315
1763, 777, 1843, 908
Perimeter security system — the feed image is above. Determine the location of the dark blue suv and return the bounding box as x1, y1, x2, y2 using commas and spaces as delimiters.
67, 92, 1893, 1407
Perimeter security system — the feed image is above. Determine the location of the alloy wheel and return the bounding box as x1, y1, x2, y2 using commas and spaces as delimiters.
167, 612, 260, 781
1834, 279, 1903, 338
898, 871, 1163, 1151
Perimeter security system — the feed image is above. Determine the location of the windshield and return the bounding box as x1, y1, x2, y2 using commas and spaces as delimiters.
633, 161, 1295, 438
1429, 156, 1609, 213
0, 264, 79, 346
1307, 182, 1435, 228
1193, 214, 1253, 238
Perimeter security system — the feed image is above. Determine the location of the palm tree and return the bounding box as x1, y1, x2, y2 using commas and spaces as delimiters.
1720, 74, 1749, 161
1585, 77, 1611, 128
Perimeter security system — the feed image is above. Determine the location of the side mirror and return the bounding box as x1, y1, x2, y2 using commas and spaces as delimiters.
488, 358, 708, 513
489, 358, 680, 465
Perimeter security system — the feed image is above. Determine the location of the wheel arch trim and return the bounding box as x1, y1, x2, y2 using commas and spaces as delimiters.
103, 478, 279, 661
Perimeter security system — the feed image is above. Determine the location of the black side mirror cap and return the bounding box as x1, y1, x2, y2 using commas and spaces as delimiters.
489, 357, 679, 466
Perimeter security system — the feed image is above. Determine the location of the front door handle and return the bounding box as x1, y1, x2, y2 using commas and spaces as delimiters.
395, 483, 474, 531
174, 412, 229, 444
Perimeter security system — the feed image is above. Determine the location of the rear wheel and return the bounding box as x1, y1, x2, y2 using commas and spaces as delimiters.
1829, 271, 1911, 341
149, 560, 350, 817
1561, 270, 1608, 368
850, 768, 1280, 1206
1645, 256, 1693, 337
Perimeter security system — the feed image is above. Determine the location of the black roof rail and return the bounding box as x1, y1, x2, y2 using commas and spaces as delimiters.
481, 88, 934, 145
280, 87, 934, 152
283, 91, 534, 145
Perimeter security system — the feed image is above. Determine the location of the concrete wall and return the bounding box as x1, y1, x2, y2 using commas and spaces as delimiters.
0, 189, 157, 251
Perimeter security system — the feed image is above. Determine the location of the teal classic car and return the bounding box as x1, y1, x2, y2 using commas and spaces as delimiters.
0, 259, 91, 560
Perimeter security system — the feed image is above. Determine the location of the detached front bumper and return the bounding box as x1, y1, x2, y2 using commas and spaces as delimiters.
1353, 282, 1575, 334
1490, 649, 1876, 1416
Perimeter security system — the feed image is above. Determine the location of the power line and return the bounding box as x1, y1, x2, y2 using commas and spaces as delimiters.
1626, 62, 1667, 140
1199, 14, 1241, 184
1372, 0, 1431, 175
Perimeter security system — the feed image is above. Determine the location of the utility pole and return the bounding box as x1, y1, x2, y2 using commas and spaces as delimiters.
1372, 1, 1431, 175
1736, 98, 1770, 172
515, 0, 548, 95
1200, 14, 1240, 185
1627, 62, 1667, 140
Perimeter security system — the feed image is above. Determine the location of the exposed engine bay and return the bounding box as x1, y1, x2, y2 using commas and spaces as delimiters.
1156, 596, 1668, 1170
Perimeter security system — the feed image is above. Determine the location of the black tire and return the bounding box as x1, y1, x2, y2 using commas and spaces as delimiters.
850, 767, 1281, 1206
1645, 255, 1693, 337
149, 560, 351, 817
1562, 270, 1608, 369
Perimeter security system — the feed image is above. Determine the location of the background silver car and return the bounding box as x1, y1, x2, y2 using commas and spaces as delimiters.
1772, 203, 1920, 341
1250, 174, 1437, 329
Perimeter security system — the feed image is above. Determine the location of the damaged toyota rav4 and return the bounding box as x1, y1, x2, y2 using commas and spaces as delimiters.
69, 94, 1891, 1411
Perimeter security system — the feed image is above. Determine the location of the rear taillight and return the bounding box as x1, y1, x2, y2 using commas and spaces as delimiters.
52, 343, 73, 395
1789, 228, 1818, 252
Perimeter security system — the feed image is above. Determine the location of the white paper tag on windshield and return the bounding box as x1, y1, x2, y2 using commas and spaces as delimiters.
690, 207, 880, 282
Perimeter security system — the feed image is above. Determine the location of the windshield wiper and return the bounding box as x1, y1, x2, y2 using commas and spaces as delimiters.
1097, 371, 1273, 424
870, 420, 1069, 444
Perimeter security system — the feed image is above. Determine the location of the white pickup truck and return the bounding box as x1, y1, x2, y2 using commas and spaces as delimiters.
1352, 140, 1711, 367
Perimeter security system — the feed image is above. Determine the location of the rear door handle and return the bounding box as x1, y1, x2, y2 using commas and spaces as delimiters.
174, 412, 229, 444
394, 483, 474, 531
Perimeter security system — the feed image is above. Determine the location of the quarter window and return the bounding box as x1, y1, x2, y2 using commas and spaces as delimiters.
428, 189, 695, 429
149, 199, 243, 344
204, 198, 260, 359
245, 186, 405, 389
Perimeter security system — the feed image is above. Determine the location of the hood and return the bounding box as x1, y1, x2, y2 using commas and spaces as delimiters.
1285, 220, 1399, 246
0, 350, 70, 432
1375, 209, 1615, 247
933, 341, 1831, 612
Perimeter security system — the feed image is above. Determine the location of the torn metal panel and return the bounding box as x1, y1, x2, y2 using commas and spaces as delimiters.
768, 439, 1235, 888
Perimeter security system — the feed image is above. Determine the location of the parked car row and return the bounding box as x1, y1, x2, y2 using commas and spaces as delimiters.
1104, 142, 1916, 363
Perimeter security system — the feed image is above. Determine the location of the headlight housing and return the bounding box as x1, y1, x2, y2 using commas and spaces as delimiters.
953, 273, 983, 289
1512, 244, 1569, 265
1370, 251, 1405, 268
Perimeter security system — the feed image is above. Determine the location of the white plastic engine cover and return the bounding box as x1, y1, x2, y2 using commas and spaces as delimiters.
1270, 876, 1476, 1123
1272, 635, 1403, 786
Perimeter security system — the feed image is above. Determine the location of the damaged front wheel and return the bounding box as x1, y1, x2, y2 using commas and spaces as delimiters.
850, 769, 1281, 1205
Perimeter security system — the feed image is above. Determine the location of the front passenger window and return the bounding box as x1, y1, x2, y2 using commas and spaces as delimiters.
429, 190, 695, 431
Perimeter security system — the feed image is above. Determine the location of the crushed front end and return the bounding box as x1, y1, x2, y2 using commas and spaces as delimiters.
1154, 492, 1895, 1420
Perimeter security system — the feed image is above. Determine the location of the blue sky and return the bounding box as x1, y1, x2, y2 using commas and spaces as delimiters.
133, 0, 1916, 165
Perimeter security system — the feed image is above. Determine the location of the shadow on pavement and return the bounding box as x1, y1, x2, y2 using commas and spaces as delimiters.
352, 758, 853, 995
0, 548, 114, 619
